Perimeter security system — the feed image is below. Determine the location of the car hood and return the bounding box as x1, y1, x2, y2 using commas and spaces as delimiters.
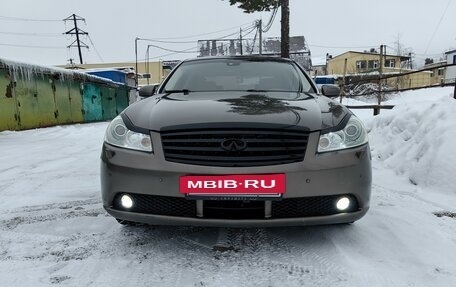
123, 91, 348, 132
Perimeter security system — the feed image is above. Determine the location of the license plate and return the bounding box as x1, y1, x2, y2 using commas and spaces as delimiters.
179, 174, 286, 198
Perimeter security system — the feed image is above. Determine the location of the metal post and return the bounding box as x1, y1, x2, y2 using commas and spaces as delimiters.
340, 58, 347, 103
376, 44, 384, 115
145, 45, 151, 85
239, 28, 243, 55
258, 19, 262, 55
135, 37, 139, 88
157, 59, 161, 83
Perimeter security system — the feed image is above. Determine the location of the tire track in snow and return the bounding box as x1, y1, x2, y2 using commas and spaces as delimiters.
252, 228, 349, 285
177, 227, 351, 286
0, 198, 101, 215
373, 183, 451, 211
0, 198, 105, 230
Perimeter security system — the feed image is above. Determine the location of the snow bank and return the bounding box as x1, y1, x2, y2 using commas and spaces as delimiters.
368, 87, 456, 193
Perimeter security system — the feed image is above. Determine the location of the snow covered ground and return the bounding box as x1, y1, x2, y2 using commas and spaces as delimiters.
1, 86, 456, 286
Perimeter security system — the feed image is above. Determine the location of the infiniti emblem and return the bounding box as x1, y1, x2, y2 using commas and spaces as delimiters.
220, 138, 247, 152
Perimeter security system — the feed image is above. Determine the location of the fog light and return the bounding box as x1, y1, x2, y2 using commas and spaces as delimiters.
336, 197, 350, 211
120, 194, 133, 209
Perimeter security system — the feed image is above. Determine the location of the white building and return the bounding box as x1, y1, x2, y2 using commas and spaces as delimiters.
445, 49, 456, 83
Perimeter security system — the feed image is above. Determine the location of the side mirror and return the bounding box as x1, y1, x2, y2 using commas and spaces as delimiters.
139, 84, 159, 98
321, 85, 340, 98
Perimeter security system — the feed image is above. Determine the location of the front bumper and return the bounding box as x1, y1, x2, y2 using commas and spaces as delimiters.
104, 207, 369, 227
100, 131, 372, 227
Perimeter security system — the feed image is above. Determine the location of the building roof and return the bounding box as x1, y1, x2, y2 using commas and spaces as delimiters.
331, 51, 411, 61
0, 57, 121, 87
445, 49, 456, 55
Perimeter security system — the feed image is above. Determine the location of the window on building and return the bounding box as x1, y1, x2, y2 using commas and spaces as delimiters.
384, 59, 396, 68
356, 60, 367, 70
453, 55, 456, 64
438, 68, 444, 76
368, 60, 379, 69
430, 71, 435, 77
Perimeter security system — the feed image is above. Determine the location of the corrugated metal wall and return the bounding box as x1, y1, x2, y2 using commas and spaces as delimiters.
0, 62, 130, 131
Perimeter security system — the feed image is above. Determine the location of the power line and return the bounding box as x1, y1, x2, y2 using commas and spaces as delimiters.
0, 43, 65, 49
423, 0, 451, 55
149, 21, 256, 40
262, 5, 278, 33
148, 48, 198, 60
87, 35, 104, 63
0, 15, 62, 22
145, 26, 254, 60
0, 31, 62, 37
133, 38, 199, 44
250, 26, 259, 54
241, 25, 257, 38
143, 44, 199, 54
139, 23, 257, 44
198, 25, 256, 42
140, 26, 257, 58
135, 21, 259, 69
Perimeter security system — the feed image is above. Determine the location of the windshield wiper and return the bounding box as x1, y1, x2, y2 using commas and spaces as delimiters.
164, 89, 191, 95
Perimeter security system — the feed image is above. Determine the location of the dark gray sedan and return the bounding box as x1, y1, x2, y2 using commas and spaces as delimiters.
100, 56, 371, 227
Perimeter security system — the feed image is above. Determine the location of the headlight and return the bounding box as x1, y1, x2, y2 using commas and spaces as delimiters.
104, 115, 152, 152
318, 115, 368, 152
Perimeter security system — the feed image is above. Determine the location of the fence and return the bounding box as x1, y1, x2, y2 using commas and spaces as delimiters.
338, 63, 456, 115
0, 59, 130, 132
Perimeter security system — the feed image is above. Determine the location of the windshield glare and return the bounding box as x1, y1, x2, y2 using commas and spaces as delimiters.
162, 59, 315, 93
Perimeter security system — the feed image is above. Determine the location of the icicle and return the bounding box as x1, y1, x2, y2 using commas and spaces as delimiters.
0, 57, 118, 87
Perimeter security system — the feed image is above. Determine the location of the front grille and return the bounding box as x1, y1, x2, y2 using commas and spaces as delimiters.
272, 195, 359, 218
113, 194, 196, 217
161, 128, 309, 167
112, 194, 359, 219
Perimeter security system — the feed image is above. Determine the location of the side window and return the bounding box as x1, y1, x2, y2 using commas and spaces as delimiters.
385, 59, 396, 68
453, 55, 456, 64
368, 60, 379, 69
356, 60, 367, 70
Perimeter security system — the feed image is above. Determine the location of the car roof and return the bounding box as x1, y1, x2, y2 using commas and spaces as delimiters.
182, 55, 295, 64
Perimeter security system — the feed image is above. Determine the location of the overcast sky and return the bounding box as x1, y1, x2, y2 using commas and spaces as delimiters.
0, 0, 454, 66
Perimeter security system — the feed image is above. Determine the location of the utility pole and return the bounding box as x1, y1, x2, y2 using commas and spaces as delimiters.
280, 0, 289, 58
376, 44, 384, 115
340, 58, 347, 103
64, 14, 88, 64
135, 37, 139, 87
239, 28, 243, 55
258, 19, 262, 55
409, 52, 413, 69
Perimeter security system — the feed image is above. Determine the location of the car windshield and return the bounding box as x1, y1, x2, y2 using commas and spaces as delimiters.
162, 58, 315, 93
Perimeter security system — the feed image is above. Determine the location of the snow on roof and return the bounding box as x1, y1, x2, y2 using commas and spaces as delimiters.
0, 57, 120, 86
332, 51, 411, 61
